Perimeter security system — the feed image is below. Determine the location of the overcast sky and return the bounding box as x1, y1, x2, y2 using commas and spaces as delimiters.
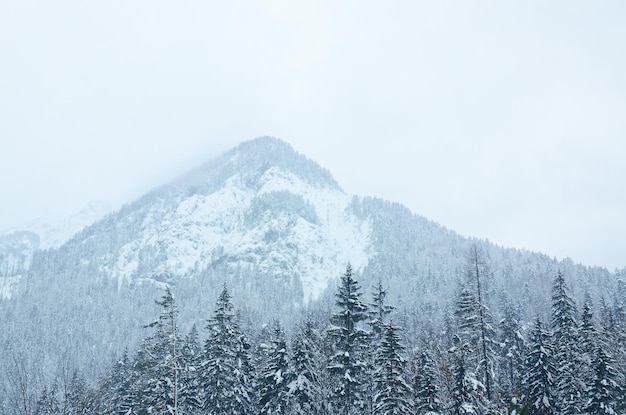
1, 1, 625, 270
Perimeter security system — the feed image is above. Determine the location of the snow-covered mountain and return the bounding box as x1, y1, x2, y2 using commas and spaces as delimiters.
33, 138, 372, 305
0, 200, 112, 299
0, 136, 622, 390
96, 143, 370, 302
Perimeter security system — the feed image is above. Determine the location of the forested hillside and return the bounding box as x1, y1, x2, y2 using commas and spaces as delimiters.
24, 261, 626, 414
1, 138, 624, 414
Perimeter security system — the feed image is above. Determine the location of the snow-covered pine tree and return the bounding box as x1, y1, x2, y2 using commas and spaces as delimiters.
523, 318, 557, 415
580, 294, 596, 352
178, 325, 202, 413
550, 270, 582, 415
102, 350, 138, 415
258, 320, 293, 415
497, 303, 525, 405
199, 284, 255, 415
34, 368, 93, 415
36, 384, 60, 415
584, 342, 623, 414
369, 280, 395, 342
366, 280, 395, 414
453, 286, 492, 412
327, 263, 369, 415
413, 350, 443, 414
455, 286, 480, 347
372, 322, 413, 415
604, 281, 626, 412
64, 369, 90, 414
598, 294, 626, 409
462, 245, 496, 404
288, 320, 324, 415
134, 287, 181, 414
578, 293, 597, 405
449, 335, 484, 415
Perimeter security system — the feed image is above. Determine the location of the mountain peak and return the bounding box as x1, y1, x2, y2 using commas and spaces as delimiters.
86, 137, 367, 302
236, 136, 294, 153
163, 137, 341, 200
231, 136, 341, 191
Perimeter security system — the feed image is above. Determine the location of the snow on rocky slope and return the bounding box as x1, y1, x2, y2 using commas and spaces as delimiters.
99, 139, 372, 301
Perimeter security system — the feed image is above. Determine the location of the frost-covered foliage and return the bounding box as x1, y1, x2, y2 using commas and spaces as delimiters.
134, 288, 181, 414
369, 279, 395, 342
452, 246, 497, 412
523, 318, 557, 415
550, 271, 582, 414
288, 320, 325, 415
198, 285, 255, 415
413, 351, 443, 414
497, 303, 526, 403
257, 321, 293, 415
327, 264, 370, 415
584, 344, 623, 414
373, 322, 413, 415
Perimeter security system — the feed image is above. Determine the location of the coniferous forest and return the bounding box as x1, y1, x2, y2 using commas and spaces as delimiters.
18, 249, 625, 415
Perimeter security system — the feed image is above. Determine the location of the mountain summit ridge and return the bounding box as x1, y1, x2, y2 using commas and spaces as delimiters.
158, 136, 341, 202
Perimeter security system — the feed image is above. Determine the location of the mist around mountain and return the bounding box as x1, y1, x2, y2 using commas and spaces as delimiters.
1, 137, 624, 414
0, 200, 113, 300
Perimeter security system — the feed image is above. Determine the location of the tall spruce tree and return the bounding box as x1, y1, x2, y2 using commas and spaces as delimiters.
550, 271, 581, 414
413, 350, 442, 414
598, 294, 626, 411
453, 289, 493, 411
580, 294, 596, 352
373, 322, 413, 415
327, 264, 369, 415
369, 280, 395, 342
584, 342, 623, 414
288, 320, 324, 415
579, 293, 597, 405
64, 370, 90, 414
258, 320, 293, 415
199, 285, 255, 415
497, 303, 525, 405
134, 287, 181, 414
101, 350, 138, 415
178, 325, 202, 413
454, 245, 496, 411
367, 280, 395, 414
523, 318, 557, 415
449, 337, 481, 415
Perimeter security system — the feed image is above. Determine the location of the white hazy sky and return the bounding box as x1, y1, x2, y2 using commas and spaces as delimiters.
1, 1, 625, 270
